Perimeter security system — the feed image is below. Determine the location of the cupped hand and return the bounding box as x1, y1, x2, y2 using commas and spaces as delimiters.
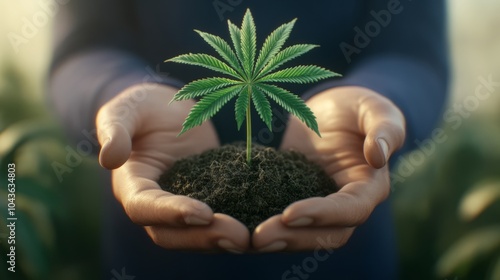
252, 86, 406, 252
96, 83, 250, 253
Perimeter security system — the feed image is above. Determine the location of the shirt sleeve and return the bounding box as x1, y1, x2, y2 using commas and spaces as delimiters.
304, 0, 449, 150
48, 0, 183, 141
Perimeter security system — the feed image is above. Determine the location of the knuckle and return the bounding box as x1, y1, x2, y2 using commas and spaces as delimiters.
147, 227, 172, 248
337, 192, 373, 225
148, 229, 162, 246
353, 199, 373, 224
122, 195, 143, 225
336, 229, 352, 247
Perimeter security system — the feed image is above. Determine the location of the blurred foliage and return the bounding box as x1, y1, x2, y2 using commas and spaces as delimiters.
393, 113, 500, 280
0, 63, 44, 131
0, 62, 101, 280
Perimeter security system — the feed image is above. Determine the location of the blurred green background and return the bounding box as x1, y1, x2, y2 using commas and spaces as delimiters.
0, 1, 499, 279
0, 1, 101, 280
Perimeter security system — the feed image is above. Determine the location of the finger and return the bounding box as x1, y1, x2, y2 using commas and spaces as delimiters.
95, 97, 138, 169
112, 155, 216, 226
146, 213, 250, 253
98, 122, 133, 169
114, 174, 214, 227
360, 94, 406, 168
252, 215, 354, 252
281, 175, 390, 227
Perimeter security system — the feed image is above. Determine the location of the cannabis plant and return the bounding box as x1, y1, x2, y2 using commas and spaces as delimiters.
166, 9, 340, 164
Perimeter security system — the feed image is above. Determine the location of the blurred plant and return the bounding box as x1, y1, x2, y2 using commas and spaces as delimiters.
0, 63, 101, 280
436, 179, 500, 279
393, 116, 500, 280
0, 64, 44, 132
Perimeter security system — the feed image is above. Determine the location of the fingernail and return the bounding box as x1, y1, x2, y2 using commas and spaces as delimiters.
287, 217, 313, 227
184, 216, 211, 226
218, 239, 243, 254
259, 241, 287, 253
98, 138, 111, 167
378, 138, 389, 163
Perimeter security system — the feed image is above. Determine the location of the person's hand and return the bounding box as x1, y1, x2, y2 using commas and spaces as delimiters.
252, 86, 406, 252
96, 83, 250, 253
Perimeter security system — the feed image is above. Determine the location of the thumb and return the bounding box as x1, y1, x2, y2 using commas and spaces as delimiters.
96, 99, 136, 169
361, 94, 406, 168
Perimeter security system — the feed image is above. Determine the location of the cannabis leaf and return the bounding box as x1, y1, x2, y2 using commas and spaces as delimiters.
166, 9, 340, 164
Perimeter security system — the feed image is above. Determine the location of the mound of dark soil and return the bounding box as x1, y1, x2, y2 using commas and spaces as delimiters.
158, 143, 337, 232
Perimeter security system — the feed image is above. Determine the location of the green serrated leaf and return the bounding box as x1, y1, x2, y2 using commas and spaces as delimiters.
256, 83, 320, 137
195, 30, 243, 76
228, 21, 244, 73
259, 65, 339, 84
166, 53, 240, 79
179, 85, 242, 135
234, 86, 249, 130
254, 18, 296, 75
251, 87, 273, 131
240, 9, 257, 79
258, 44, 318, 78
172, 78, 240, 102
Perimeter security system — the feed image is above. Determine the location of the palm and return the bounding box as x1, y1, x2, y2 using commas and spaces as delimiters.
121, 94, 217, 177
284, 89, 390, 187
97, 85, 251, 251
252, 86, 405, 251
98, 85, 218, 173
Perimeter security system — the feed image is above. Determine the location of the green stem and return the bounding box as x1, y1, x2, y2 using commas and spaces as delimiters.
246, 86, 252, 165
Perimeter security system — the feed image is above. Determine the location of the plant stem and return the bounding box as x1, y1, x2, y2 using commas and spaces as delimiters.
246, 86, 252, 165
